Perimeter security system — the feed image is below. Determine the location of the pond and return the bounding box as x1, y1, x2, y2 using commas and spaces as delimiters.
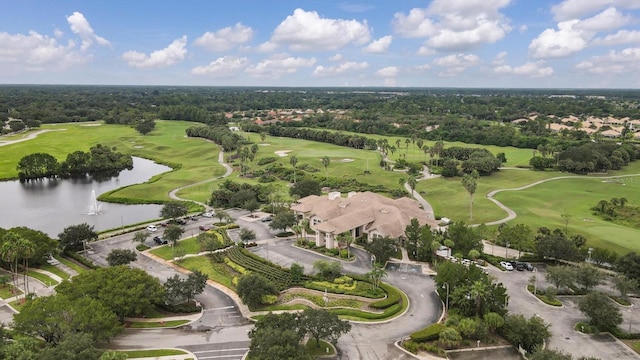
0, 157, 171, 237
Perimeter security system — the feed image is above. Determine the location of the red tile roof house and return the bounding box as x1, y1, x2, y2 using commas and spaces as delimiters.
290, 191, 438, 249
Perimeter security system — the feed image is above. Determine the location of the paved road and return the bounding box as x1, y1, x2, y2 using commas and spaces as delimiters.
489, 265, 640, 359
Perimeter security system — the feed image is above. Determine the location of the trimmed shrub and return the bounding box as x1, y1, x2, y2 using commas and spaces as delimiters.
410, 323, 446, 342
64, 251, 98, 269
370, 282, 402, 309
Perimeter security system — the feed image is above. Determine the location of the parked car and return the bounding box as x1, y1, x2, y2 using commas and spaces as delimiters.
202, 212, 213, 218
515, 262, 526, 271
524, 262, 534, 271
190, 215, 198, 221
199, 225, 210, 231
500, 261, 514, 271
159, 222, 168, 227
261, 216, 272, 222
153, 236, 167, 245
146, 225, 158, 232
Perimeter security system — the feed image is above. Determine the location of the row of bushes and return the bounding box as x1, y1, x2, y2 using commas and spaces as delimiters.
410, 323, 446, 342
331, 303, 403, 320
370, 282, 402, 309
64, 251, 98, 269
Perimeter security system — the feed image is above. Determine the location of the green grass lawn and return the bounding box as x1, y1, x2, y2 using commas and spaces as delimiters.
36, 264, 70, 280
54, 255, 88, 274
10, 299, 27, 312
150, 237, 203, 260
25, 270, 58, 286
494, 176, 640, 254
305, 339, 335, 356
119, 349, 188, 358
177, 255, 236, 289
0, 284, 22, 299
127, 319, 190, 328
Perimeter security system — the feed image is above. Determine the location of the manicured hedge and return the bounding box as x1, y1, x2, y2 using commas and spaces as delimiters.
370, 282, 402, 309
64, 251, 98, 269
330, 303, 402, 320
410, 323, 446, 342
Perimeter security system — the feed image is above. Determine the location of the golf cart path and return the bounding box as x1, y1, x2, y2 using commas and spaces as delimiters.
167, 150, 233, 209
477, 172, 640, 226
0, 129, 65, 147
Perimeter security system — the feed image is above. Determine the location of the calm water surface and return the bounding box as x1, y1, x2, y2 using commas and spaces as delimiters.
0, 157, 171, 237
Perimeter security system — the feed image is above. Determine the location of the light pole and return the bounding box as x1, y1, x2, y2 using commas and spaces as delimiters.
442, 282, 450, 312
121, 216, 124, 234
630, 304, 635, 334
588, 247, 594, 263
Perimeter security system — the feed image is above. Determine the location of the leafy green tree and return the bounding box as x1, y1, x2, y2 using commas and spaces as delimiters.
132, 231, 150, 244
445, 221, 482, 257
237, 273, 278, 309
483, 312, 505, 333
55, 266, 164, 322
616, 252, 640, 281
367, 264, 387, 289
321, 155, 330, 178
16, 153, 59, 180
364, 236, 397, 265
461, 170, 479, 220
58, 223, 98, 251
575, 264, 604, 292
106, 249, 137, 266
269, 211, 297, 232
40, 333, 104, 360
545, 265, 575, 292
407, 176, 417, 198
164, 270, 207, 304
502, 314, 551, 353
289, 179, 321, 198
290, 263, 305, 284
2, 336, 41, 360
336, 231, 354, 257
313, 260, 342, 280
529, 348, 572, 360
135, 119, 155, 135
439, 327, 462, 348
248, 312, 310, 360
0, 232, 23, 294
163, 224, 184, 247
299, 308, 351, 347
578, 292, 622, 332
243, 198, 260, 216
160, 201, 188, 220
613, 274, 637, 300
239, 228, 256, 242
404, 218, 421, 258
215, 209, 231, 224
497, 223, 533, 257
289, 155, 298, 184
3, 226, 58, 266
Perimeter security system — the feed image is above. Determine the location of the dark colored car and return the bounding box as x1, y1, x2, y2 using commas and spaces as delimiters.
199, 225, 210, 231
153, 236, 168, 245
515, 262, 526, 271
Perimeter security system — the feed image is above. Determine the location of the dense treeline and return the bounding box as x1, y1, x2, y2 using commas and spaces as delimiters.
16, 144, 133, 181
530, 142, 639, 173
243, 123, 378, 150
2, 86, 639, 128
185, 125, 244, 152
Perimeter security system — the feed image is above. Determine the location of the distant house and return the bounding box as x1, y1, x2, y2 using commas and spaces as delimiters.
601, 129, 622, 138
290, 191, 438, 249
229, 126, 240, 131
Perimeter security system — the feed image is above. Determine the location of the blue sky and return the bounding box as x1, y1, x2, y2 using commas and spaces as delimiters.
1, 0, 639, 88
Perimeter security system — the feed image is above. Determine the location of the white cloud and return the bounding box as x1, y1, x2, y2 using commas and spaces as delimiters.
528, 20, 591, 58
245, 54, 316, 78
54, 28, 64, 38
0, 31, 88, 74
329, 53, 343, 61
592, 30, 640, 46
270, 8, 371, 51
576, 47, 640, 74
417, 46, 435, 56
519, 25, 528, 33
574, 7, 631, 31
550, 0, 640, 21
122, 36, 187, 69
191, 56, 249, 77
432, 53, 479, 76
254, 41, 279, 53
193, 23, 253, 51
392, 0, 511, 51
375, 66, 399, 77
493, 51, 507, 65
494, 61, 554, 77
66, 11, 110, 50
363, 35, 392, 54
312, 61, 369, 77
412, 64, 431, 72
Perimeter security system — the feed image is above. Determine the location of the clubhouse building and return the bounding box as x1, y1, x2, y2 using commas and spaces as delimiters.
290, 191, 438, 249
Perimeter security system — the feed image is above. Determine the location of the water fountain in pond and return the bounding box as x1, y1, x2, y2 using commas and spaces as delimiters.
87, 189, 102, 215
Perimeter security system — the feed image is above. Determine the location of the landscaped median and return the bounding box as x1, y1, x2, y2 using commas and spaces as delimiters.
117, 348, 196, 359
163, 244, 409, 322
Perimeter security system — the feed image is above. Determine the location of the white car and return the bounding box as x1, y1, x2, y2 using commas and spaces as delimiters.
202, 212, 214, 218
146, 225, 158, 232
500, 261, 514, 271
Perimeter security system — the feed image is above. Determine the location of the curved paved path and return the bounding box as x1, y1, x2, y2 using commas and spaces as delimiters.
0, 129, 65, 147
167, 150, 233, 209
479, 173, 640, 226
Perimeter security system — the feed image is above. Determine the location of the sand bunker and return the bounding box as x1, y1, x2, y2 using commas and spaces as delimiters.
275, 150, 292, 157
341, 158, 355, 162
259, 143, 271, 146
80, 123, 102, 126
134, 145, 144, 149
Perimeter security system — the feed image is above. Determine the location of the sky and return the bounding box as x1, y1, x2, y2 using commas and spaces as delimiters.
1, 0, 640, 88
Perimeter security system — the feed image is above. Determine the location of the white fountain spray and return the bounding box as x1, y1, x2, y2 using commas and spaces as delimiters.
87, 189, 102, 215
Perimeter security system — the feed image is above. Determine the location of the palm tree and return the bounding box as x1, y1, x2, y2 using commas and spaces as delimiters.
18, 238, 35, 294
321, 156, 330, 179
367, 264, 387, 289
0, 233, 22, 295
290, 155, 298, 184
470, 280, 489, 316
619, 197, 628, 208
260, 132, 267, 143
407, 176, 417, 198
337, 232, 354, 258
395, 139, 401, 149
462, 170, 479, 220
